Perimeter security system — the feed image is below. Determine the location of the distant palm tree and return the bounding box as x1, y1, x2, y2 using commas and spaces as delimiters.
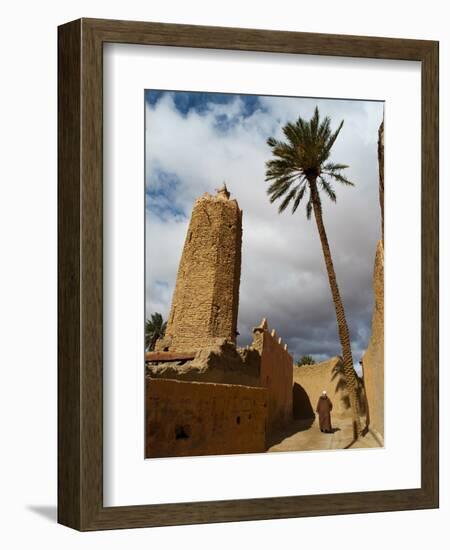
265, 106, 361, 437
297, 355, 316, 366
145, 313, 167, 351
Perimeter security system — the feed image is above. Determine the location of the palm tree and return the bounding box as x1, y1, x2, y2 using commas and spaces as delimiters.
265, 106, 361, 438
145, 312, 167, 351
297, 355, 316, 366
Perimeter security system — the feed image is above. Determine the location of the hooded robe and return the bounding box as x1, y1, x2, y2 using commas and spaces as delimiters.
316, 395, 333, 432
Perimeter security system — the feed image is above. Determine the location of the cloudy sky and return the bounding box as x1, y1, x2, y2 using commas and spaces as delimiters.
145, 90, 384, 366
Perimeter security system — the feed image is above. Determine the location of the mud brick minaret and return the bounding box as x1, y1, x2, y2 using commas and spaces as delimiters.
156, 184, 242, 352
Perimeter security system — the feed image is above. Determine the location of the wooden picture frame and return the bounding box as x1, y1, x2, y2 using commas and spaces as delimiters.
58, 18, 439, 531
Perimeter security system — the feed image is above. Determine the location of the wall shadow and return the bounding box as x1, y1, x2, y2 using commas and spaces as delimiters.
292, 382, 315, 420
266, 416, 315, 447
266, 383, 316, 447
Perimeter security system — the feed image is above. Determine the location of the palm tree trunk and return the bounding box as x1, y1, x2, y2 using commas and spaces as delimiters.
310, 179, 361, 439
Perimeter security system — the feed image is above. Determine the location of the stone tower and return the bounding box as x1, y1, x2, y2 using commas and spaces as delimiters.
156, 184, 242, 352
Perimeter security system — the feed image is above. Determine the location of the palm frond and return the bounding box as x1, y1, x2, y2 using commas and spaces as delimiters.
282, 121, 304, 148
292, 183, 307, 213
310, 106, 320, 139
265, 160, 300, 181
306, 197, 313, 220
319, 177, 337, 202
268, 179, 294, 203
324, 171, 355, 186
318, 115, 331, 141
278, 185, 300, 213
145, 312, 167, 351
319, 119, 344, 163
323, 162, 349, 171
267, 136, 282, 148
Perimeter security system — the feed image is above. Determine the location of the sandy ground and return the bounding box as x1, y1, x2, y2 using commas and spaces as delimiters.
267, 414, 381, 453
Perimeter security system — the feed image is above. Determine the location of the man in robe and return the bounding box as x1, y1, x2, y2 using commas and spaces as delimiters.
316, 390, 333, 433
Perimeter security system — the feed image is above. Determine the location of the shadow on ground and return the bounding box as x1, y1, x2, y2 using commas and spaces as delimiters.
267, 417, 315, 447
321, 427, 341, 434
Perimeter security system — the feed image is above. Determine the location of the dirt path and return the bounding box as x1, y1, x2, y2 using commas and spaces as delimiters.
267, 415, 381, 453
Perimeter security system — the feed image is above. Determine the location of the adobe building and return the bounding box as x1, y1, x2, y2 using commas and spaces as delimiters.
155, 184, 242, 352
146, 185, 294, 458
361, 239, 384, 442
361, 120, 384, 444
292, 356, 366, 422
146, 378, 268, 458
252, 319, 294, 431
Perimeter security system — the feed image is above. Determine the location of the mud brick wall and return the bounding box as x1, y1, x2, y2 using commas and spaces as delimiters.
362, 240, 384, 441
252, 320, 293, 432
146, 378, 268, 458
156, 189, 242, 352
293, 357, 351, 420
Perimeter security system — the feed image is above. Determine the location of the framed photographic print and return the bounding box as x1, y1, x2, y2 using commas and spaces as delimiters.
58, 18, 439, 530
